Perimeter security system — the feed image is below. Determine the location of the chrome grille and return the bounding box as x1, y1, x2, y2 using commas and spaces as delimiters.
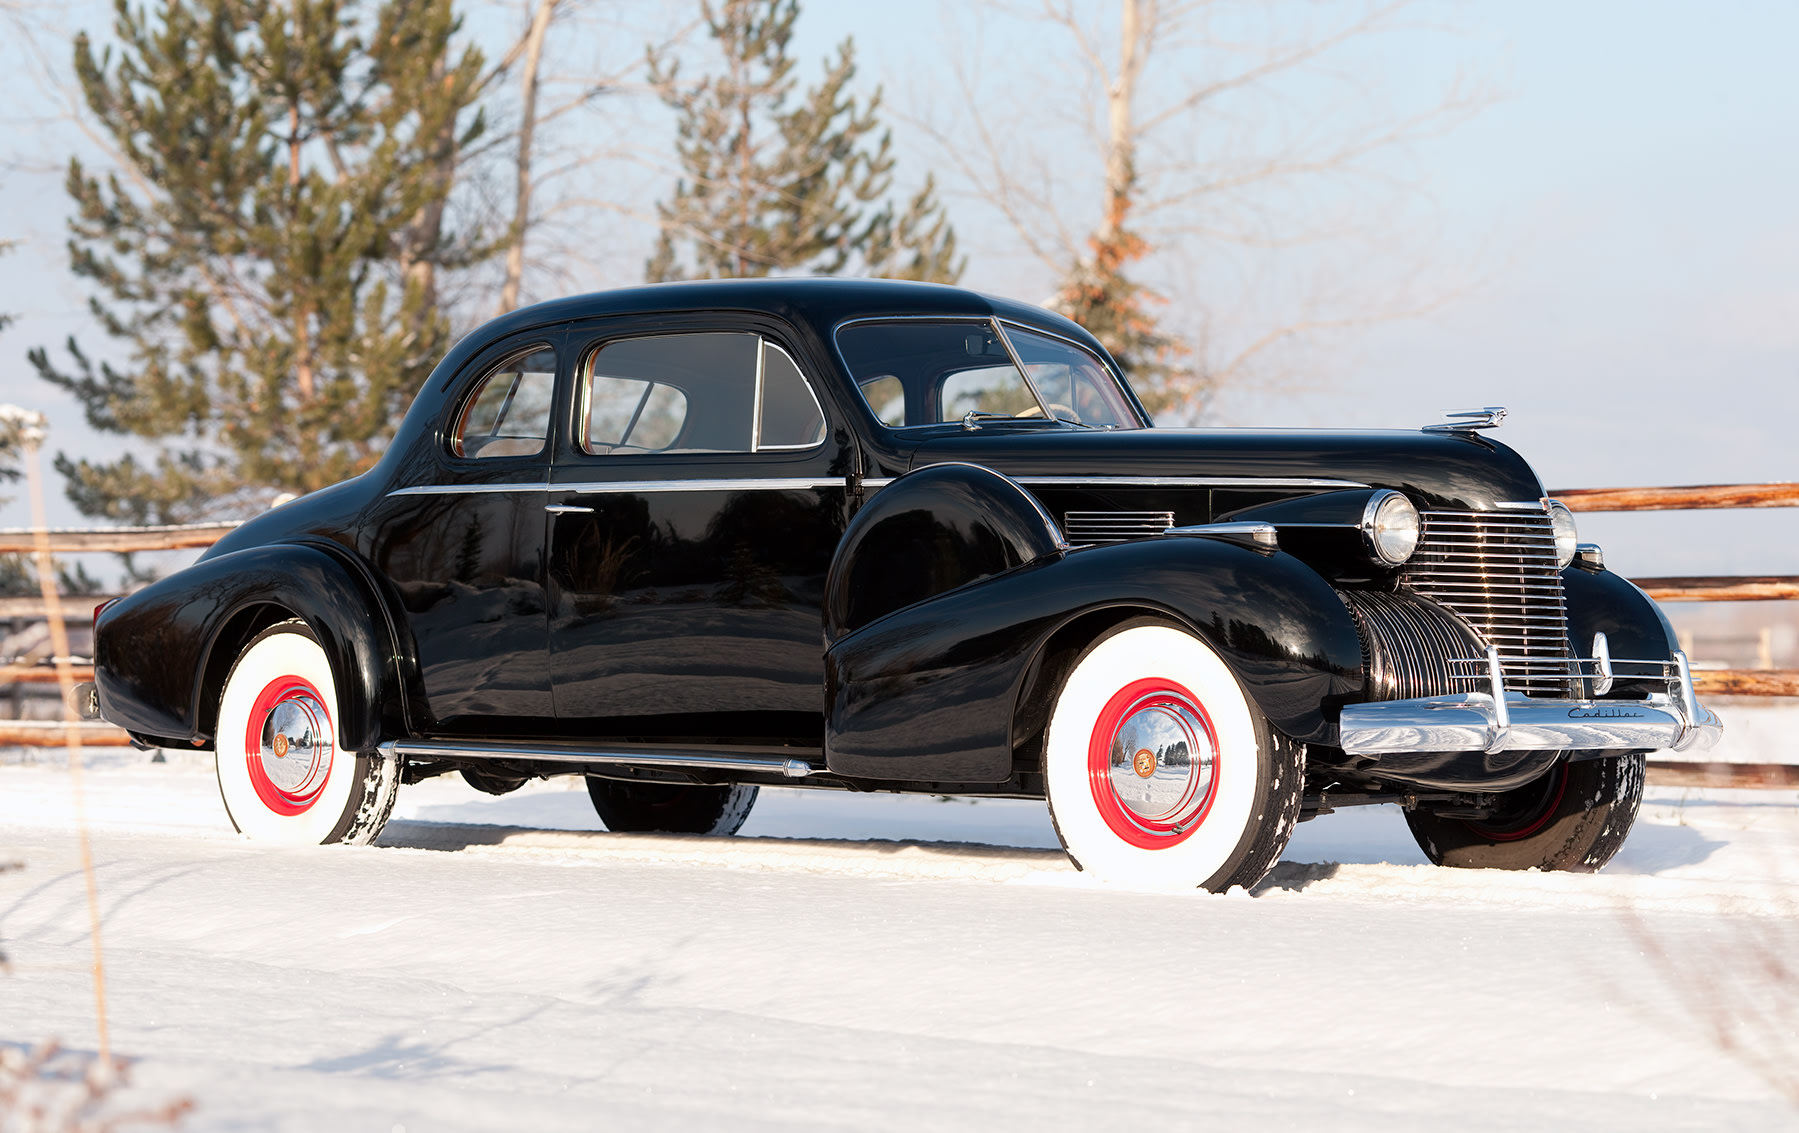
1401, 510, 1575, 694
1062, 510, 1174, 544
1338, 589, 1485, 701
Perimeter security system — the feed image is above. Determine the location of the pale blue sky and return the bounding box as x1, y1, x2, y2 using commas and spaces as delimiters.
1, 0, 1795, 577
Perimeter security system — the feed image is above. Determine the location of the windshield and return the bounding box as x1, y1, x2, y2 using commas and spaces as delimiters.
835, 318, 1144, 429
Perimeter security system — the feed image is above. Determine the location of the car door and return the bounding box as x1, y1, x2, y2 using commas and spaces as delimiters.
362, 332, 565, 734
545, 320, 854, 746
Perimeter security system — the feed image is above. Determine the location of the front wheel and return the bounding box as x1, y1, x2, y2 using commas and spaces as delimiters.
1043, 620, 1304, 891
1404, 753, 1644, 872
214, 621, 398, 845
585, 777, 758, 835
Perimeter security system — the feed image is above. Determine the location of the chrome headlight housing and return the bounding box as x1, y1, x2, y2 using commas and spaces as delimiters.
1361, 490, 1421, 567
1545, 499, 1579, 569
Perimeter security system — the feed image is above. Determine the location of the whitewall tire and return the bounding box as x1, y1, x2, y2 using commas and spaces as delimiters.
215, 621, 398, 845
1043, 621, 1304, 891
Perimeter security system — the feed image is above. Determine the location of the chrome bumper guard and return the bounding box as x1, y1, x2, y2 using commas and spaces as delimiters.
1337, 645, 1723, 758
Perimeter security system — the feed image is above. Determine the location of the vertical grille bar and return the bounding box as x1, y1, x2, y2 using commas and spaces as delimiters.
1401, 510, 1576, 694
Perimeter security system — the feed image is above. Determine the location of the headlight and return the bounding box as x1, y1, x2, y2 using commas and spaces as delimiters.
1545, 499, 1578, 569
1362, 491, 1421, 566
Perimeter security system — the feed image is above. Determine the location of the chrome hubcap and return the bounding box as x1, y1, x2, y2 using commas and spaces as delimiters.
1105, 695, 1216, 832
258, 691, 333, 802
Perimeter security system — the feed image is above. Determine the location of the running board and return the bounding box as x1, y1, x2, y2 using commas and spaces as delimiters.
376, 738, 817, 779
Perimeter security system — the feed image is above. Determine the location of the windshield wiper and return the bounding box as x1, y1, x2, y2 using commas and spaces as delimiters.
960, 410, 1096, 431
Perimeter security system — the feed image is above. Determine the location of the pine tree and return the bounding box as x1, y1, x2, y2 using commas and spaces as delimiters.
646, 0, 961, 283
30, 0, 487, 524
1049, 165, 1189, 418
0, 241, 25, 591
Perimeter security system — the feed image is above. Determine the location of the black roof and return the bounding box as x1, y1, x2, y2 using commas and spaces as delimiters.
432, 277, 1104, 388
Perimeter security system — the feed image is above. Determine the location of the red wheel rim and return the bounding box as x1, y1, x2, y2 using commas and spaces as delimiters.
1461, 762, 1570, 843
1087, 677, 1219, 850
243, 675, 334, 816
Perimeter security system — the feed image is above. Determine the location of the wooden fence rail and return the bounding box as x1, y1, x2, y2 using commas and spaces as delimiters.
1633, 576, 1799, 602
0, 521, 239, 555
1553, 482, 1799, 512
0, 595, 122, 619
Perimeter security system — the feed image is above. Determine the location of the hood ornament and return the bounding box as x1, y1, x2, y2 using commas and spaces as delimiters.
1423, 406, 1507, 435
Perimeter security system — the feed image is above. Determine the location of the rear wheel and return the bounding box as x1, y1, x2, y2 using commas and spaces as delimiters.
1404, 753, 1644, 871
214, 621, 398, 845
1042, 620, 1304, 891
584, 777, 758, 835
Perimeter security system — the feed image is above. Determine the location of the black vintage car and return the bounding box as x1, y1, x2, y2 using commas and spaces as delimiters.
91, 278, 1720, 890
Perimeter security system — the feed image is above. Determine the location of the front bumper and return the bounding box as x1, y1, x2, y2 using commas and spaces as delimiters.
1338, 647, 1723, 757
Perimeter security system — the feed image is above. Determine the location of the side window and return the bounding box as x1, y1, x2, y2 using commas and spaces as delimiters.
858, 375, 906, 427
756, 343, 827, 449
581, 332, 825, 455
940, 364, 1039, 420
588, 376, 690, 453
1002, 325, 1138, 428
452, 347, 557, 459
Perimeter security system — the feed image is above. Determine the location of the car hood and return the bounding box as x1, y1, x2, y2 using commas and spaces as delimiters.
906, 426, 1545, 511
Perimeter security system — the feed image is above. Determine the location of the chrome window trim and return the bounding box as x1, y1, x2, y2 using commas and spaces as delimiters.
986, 318, 1057, 421
750, 333, 765, 450
447, 341, 558, 462
753, 340, 830, 452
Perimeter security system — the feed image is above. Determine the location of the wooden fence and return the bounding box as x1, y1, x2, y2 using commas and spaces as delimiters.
1553, 482, 1797, 787
3, 491, 1795, 780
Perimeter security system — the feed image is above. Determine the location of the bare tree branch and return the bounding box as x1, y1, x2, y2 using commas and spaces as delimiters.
927, 0, 1494, 418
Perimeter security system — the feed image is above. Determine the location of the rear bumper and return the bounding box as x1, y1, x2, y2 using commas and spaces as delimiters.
1338, 648, 1723, 757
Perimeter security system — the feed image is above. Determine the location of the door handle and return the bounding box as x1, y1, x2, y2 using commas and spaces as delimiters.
544, 504, 595, 514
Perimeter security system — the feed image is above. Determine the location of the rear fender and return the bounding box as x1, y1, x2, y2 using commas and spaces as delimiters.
94, 542, 398, 752
825, 537, 1365, 782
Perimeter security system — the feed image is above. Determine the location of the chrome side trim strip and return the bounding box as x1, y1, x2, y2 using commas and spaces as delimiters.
392, 474, 1368, 498
388, 482, 550, 497
917, 473, 1369, 490
559, 478, 844, 494
1018, 475, 1368, 489
378, 738, 816, 778
1163, 521, 1279, 549
389, 478, 848, 498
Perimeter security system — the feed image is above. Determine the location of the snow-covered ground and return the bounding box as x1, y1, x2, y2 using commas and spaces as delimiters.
4, 711, 1798, 1130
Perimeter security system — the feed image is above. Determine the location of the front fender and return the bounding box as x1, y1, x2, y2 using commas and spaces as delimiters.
824, 537, 1365, 782
826, 462, 1065, 646
94, 541, 398, 752
1561, 564, 1680, 694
